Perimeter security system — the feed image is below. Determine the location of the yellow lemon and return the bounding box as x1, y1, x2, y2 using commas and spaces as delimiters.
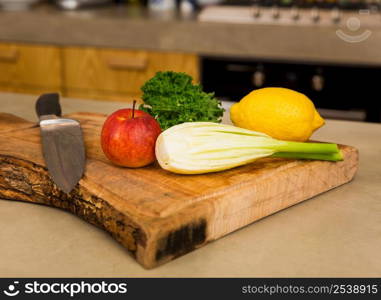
230, 87, 325, 142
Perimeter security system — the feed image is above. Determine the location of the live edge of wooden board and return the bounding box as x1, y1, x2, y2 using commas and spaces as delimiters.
0, 112, 359, 269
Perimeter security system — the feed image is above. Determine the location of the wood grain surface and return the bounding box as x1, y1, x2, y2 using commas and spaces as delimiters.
63, 47, 199, 101
0, 43, 62, 95
0, 112, 359, 268
0, 42, 199, 102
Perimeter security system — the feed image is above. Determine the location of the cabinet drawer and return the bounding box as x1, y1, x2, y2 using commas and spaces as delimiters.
63, 47, 199, 98
0, 43, 62, 93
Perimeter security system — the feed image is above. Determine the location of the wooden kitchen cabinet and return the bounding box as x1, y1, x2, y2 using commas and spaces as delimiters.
0, 42, 200, 102
62, 47, 200, 101
0, 43, 62, 95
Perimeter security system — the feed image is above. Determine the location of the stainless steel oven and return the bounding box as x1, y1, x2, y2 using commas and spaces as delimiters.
201, 56, 381, 122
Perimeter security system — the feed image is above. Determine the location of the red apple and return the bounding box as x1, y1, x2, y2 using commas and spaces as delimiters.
101, 105, 161, 168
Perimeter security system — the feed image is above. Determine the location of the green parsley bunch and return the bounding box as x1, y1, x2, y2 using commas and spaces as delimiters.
139, 71, 224, 130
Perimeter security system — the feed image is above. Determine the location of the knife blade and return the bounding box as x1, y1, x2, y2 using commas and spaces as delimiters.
36, 93, 85, 193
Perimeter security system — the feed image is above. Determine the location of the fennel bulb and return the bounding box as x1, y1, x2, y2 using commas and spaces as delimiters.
155, 122, 343, 174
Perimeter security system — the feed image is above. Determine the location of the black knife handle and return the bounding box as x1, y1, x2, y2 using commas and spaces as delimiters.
36, 93, 62, 118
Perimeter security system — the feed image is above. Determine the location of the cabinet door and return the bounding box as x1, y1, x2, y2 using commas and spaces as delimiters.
63, 47, 199, 101
0, 43, 62, 94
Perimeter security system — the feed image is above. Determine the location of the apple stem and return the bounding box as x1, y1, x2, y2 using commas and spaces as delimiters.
132, 100, 137, 119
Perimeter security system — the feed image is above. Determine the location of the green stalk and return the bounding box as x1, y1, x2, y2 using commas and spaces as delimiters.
274, 141, 339, 154
271, 141, 343, 161
271, 151, 343, 161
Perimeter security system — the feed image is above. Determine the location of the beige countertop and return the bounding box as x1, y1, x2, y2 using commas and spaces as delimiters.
1, 4, 381, 65
0, 92, 380, 277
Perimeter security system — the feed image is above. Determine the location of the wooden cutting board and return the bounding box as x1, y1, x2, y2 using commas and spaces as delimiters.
0, 112, 358, 269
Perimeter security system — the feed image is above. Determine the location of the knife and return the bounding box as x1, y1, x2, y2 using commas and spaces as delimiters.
36, 93, 86, 193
